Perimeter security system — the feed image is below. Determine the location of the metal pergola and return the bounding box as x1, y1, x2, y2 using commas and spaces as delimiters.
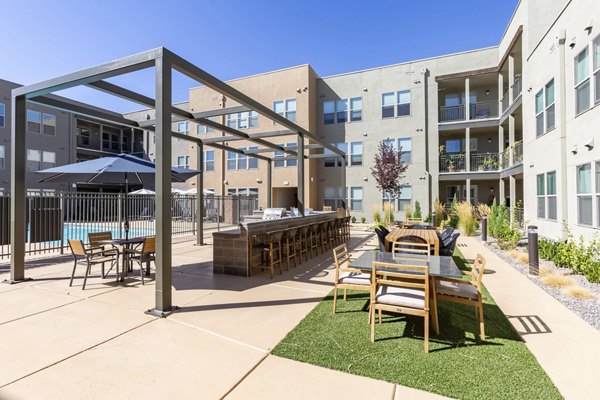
8, 47, 346, 316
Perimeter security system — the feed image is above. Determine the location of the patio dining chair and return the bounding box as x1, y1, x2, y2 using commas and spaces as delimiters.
369, 261, 430, 353
124, 236, 156, 285
374, 228, 387, 252
88, 231, 119, 278
392, 237, 430, 260
68, 239, 119, 290
435, 254, 486, 340
332, 244, 371, 315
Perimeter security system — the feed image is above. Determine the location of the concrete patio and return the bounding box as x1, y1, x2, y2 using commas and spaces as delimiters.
1, 227, 599, 399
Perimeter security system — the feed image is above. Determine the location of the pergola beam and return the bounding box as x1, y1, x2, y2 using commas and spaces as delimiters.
14, 48, 162, 99
166, 49, 345, 158
170, 131, 271, 162
201, 130, 295, 143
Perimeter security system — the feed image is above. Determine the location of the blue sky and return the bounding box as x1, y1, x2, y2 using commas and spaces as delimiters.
0, 0, 519, 113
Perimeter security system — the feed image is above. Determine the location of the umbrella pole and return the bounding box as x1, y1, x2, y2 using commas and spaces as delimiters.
125, 173, 129, 240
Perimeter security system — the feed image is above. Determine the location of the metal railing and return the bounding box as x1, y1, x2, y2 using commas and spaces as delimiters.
439, 104, 466, 122
469, 100, 499, 120
470, 152, 500, 171
0, 192, 258, 259
513, 76, 522, 101
513, 140, 523, 164
501, 90, 509, 112
501, 147, 511, 168
439, 154, 466, 172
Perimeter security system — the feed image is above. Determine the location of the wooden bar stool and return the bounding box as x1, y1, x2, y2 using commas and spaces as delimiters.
309, 223, 321, 257
262, 230, 284, 278
282, 227, 298, 270
319, 221, 329, 252
296, 225, 310, 263
248, 233, 266, 276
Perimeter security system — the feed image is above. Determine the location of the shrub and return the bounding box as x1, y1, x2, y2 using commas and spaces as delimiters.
413, 201, 422, 219
563, 286, 595, 300
424, 214, 431, 223
403, 203, 412, 219
383, 202, 394, 225
487, 201, 521, 249
476, 203, 491, 219
372, 205, 381, 224
360, 217, 366, 224
455, 201, 477, 236
445, 194, 459, 228
433, 199, 445, 227
351, 216, 356, 223
538, 238, 558, 261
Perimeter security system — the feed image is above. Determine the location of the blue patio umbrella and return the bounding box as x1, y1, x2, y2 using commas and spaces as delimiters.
36, 153, 201, 238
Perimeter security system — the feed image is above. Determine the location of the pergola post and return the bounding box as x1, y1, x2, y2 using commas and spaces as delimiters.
150, 54, 174, 315
341, 155, 347, 212
266, 159, 272, 208
8, 95, 27, 283
297, 134, 304, 216
196, 142, 204, 245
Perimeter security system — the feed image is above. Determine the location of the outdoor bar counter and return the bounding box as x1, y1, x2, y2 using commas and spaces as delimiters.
213, 211, 337, 276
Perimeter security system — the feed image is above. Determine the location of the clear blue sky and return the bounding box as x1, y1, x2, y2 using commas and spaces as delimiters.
0, 0, 519, 113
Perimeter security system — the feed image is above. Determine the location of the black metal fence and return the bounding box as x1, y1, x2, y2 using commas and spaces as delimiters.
0, 192, 258, 259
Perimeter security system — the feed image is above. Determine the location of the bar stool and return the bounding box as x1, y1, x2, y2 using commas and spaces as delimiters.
309, 223, 321, 257
319, 221, 329, 252
248, 233, 266, 276
262, 230, 284, 278
344, 216, 351, 241
329, 219, 339, 248
296, 225, 310, 263
282, 227, 298, 270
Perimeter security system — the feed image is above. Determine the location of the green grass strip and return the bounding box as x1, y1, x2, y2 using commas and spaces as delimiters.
272, 249, 562, 400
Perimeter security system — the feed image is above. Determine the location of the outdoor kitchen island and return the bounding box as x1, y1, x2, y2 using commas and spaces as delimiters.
212, 210, 338, 276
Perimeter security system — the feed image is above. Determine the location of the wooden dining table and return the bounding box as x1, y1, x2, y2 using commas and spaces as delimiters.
385, 228, 440, 255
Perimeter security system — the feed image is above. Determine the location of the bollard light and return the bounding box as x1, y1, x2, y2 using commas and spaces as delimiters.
431, 211, 436, 227
481, 215, 488, 242
528, 225, 539, 276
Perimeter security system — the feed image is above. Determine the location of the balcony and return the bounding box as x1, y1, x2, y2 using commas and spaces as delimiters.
439, 100, 499, 123
513, 140, 523, 164
499, 140, 523, 169
501, 76, 522, 113
439, 152, 500, 173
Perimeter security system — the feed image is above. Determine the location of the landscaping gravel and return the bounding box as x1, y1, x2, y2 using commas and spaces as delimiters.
479, 237, 600, 332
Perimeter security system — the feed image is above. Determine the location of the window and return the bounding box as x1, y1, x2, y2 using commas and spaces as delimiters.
596, 162, 600, 226
547, 171, 557, 220
382, 92, 395, 118
204, 150, 215, 172
227, 187, 257, 197
227, 148, 258, 170
324, 143, 348, 168
227, 151, 236, 170
177, 155, 190, 169
227, 188, 237, 196
577, 163, 592, 225
248, 146, 259, 169
177, 121, 189, 134
350, 142, 363, 166
274, 99, 296, 123
535, 90, 544, 136
536, 173, 546, 218
249, 111, 259, 128
27, 110, 41, 134
0, 145, 4, 169
397, 90, 411, 116
350, 97, 362, 122
398, 138, 412, 164
324, 186, 346, 209
42, 113, 56, 136
196, 117, 216, 134
594, 36, 600, 104
336, 99, 348, 123
41, 151, 56, 169
323, 101, 335, 125
274, 142, 296, 168
382, 90, 411, 118
575, 48, 591, 114
226, 114, 237, 129
249, 188, 259, 198
398, 186, 412, 210
350, 187, 363, 211
27, 149, 41, 171
102, 126, 120, 152
545, 80, 555, 131
0, 103, 5, 128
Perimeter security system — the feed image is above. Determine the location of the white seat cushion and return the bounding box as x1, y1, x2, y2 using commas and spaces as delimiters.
338, 272, 371, 286
375, 285, 425, 309
436, 280, 478, 300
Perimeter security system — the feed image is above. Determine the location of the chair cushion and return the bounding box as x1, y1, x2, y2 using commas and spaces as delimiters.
436, 280, 478, 300
338, 272, 371, 285
376, 285, 425, 309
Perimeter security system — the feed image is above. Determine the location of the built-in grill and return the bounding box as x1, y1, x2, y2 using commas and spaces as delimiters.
262, 208, 286, 220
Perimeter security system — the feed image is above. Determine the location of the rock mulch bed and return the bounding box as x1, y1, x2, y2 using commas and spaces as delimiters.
480, 238, 600, 332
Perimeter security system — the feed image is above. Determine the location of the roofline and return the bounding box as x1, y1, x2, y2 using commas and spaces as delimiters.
318, 45, 499, 80
499, 0, 523, 44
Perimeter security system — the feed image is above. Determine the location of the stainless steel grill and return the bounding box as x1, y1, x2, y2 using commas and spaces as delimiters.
262, 208, 286, 220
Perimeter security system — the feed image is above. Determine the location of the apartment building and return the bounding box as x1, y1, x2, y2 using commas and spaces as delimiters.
0, 79, 145, 194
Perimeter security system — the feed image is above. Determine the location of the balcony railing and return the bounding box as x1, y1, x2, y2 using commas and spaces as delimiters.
513, 76, 522, 101
439, 105, 466, 122
501, 147, 510, 168
470, 152, 500, 171
501, 90, 509, 112
469, 100, 499, 120
439, 152, 500, 172
513, 140, 523, 164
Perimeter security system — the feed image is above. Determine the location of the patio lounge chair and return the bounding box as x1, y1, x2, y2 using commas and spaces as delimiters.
68, 239, 119, 290
439, 232, 461, 256
435, 254, 487, 340
370, 261, 431, 353
374, 228, 387, 252
438, 227, 455, 243
332, 244, 371, 315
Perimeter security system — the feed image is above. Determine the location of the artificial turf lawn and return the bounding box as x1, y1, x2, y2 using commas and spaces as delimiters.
272, 249, 562, 400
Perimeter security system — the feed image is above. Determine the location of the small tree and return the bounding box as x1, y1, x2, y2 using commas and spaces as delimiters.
370, 140, 408, 225
413, 201, 422, 219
